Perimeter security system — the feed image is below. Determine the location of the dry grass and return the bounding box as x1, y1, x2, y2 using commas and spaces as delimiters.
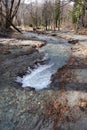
43, 95, 75, 130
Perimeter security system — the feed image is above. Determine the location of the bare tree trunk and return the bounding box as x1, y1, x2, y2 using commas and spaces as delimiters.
58, 18, 60, 31
6, 16, 11, 29
56, 20, 57, 28
45, 19, 48, 31
1, 0, 21, 30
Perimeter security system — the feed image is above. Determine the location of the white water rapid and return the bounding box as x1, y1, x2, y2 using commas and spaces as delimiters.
17, 64, 54, 91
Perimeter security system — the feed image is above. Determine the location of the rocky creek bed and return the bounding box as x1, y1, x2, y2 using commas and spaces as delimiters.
0, 32, 87, 130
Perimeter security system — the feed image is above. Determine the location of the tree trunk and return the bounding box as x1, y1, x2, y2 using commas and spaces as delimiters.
5, 18, 11, 29
45, 20, 48, 30
81, 7, 86, 27
58, 19, 60, 31
55, 20, 57, 28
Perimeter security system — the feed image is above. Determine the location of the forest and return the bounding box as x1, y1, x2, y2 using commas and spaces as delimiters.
0, 0, 87, 32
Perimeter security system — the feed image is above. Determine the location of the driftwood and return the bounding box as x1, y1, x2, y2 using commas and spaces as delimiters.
0, 13, 22, 34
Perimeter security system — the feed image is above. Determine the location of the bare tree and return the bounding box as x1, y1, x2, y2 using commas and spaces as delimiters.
1, 0, 21, 29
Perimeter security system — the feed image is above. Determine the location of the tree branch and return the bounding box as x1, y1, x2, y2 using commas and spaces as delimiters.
11, 0, 21, 19
10, 0, 15, 17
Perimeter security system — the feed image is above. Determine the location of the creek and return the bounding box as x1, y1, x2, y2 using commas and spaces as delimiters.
17, 32, 71, 90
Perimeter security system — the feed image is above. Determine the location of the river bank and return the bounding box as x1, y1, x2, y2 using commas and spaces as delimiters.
0, 37, 46, 89
0, 31, 87, 130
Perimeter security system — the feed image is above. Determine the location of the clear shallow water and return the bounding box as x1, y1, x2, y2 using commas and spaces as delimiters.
17, 32, 71, 90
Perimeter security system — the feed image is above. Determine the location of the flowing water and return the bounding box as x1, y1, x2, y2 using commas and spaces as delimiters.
17, 32, 71, 90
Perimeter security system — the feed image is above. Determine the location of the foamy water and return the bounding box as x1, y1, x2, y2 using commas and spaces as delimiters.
16, 64, 53, 90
